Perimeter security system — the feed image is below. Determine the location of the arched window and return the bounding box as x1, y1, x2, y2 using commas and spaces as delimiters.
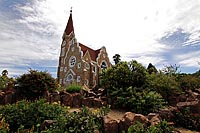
101, 61, 107, 69
66, 74, 73, 81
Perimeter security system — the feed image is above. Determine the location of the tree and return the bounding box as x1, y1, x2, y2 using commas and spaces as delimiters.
129, 60, 148, 88
162, 64, 180, 76
1, 70, 8, 77
0, 70, 11, 90
113, 54, 121, 65
16, 69, 58, 100
147, 63, 157, 74
146, 72, 181, 103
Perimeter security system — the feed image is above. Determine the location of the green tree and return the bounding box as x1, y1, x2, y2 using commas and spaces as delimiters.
113, 54, 121, 65
16, 69, 58, 100
129, 60, 148, 88
146, 72, 181, 103
1, 70, 8, 76
162, 64, 180, 76
100, 61, 131, 91
178, 73, 200, 91
0, 70, 12, 90
147, 63, 157, 74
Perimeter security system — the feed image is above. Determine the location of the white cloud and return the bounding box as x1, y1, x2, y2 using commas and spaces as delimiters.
0, 0, 200, 76
177, 51, 200, 67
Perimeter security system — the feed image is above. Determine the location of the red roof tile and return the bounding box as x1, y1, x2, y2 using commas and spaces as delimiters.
65, 10, 74, 35
79, 43, 101, 61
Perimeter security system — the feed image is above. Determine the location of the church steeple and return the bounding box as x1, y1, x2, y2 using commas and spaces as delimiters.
64, 8, 74, 35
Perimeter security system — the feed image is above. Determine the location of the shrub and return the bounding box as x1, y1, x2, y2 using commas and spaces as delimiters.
42, 106, 110, 132
175, 107, 200, 131
0, 99, 66, 132
115, 88, 166, 115
128, 120, 174, 133
146, 72, 181, 103
66, 83, 81, 93
16, 69, 58, 100
0, 115, 9, 132
178, 74, 200, 91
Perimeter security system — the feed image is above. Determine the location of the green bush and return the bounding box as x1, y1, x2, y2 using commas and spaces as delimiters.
16, 69, 58, 100
0, 99, 66, 132
42, 106, 110, 132
128, 120, 174, 133
175, 107, 200, 131
115, 88, 166, 115
146, 72, 181, 103
66, 83, 81, 93
178, 74, 200, 91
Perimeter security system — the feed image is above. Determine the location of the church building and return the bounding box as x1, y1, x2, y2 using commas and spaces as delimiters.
57, 10, 111, 88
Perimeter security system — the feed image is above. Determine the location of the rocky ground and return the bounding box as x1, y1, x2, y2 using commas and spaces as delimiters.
69, 108, 200, 133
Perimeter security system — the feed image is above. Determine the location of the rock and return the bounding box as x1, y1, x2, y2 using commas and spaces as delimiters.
186, 90, 200, 102
72, 93, 82, 107
60, 92, 73, 106
150, 115, 161, 126
104, 115, 118, 133
87, 91, 97, 97
147, 113, 158, 120
177, 100, 200, 113
119, 112, 135, 131
50, 91, 60, 102
194, 88, 200, 94
93, 98, 104, 107
159, 106, 177, 122
177, 94, 187, 102
134, 114, 149, 126
82, 97, 94, 107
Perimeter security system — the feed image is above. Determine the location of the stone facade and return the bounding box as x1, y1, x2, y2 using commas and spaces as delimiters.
57, 10, 111, 88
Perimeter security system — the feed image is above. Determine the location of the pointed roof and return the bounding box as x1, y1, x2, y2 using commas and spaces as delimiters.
65, 9, 74, 35
79, 43, 101, 61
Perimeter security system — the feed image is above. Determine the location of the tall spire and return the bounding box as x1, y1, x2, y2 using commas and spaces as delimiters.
64, 7, 74, 35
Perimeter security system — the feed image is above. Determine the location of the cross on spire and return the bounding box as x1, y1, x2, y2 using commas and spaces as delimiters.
64, 8, 74, 35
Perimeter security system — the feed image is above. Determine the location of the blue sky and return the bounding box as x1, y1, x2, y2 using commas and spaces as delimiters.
0, 0, 200, 77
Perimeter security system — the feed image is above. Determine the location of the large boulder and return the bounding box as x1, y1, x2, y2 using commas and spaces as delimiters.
149, 114, 161, 126
72, 93, 82, 107
177, 100, 200, 113
159, 106, 177, 122
134, 114, 149, 125
119, 112, 149, 132
93, 98, 106, 108
60, 92, 73, 106
104, 115, 118, 133
119, 112, 135, 131
82, 97, 94, 107
186, 90, 200, 102
50, 90, 60, 103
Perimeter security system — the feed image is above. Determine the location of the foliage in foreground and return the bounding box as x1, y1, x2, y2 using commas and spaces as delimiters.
43, 106, 110, 132
0, 99, 110, 132
16, 69, 58, 100
127, 120, 174, 133
0, 99, 66, 132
